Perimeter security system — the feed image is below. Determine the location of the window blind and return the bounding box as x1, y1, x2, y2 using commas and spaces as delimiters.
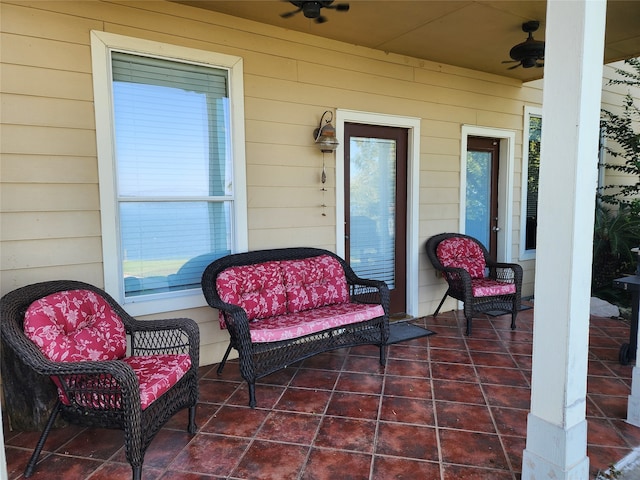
111, 52, 232, 297
349, 137, 397, 289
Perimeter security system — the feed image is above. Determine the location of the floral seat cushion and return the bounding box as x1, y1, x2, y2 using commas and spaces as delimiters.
23, 289, 191, 410
125, 354, 192, 409
436, 237, 486, 279
471, 278, 516, 297
248, 303, 384, 343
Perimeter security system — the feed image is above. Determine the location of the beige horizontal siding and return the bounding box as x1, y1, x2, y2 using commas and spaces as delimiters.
2, 237, 103, 269
1, 183, 99, 211
2, 125, 97, 156
2, 95, 95, 128
2, 154, 97, 183
1, 63, 94, 100
1, 211, 101, 241
1, 263, 106, 294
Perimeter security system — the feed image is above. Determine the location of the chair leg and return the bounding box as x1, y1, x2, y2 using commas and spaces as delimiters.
248, 382, 257, 408
511, 311, 517, 330
24, 400, 62, 477
465, 316, 472, 336
433, 291, 449, 317
187, 405, 197, 434
217, 343, 233, 375
379, 344, 387, 366
132, 465, 142, 480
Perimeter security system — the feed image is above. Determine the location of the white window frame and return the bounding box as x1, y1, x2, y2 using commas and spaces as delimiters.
520, 106, 542, 261
91, 31, 247, 316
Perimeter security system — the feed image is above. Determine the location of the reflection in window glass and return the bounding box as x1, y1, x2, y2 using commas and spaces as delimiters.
349, 137, 396, 289
466, 151, 492, 249
112, 52, 233, 298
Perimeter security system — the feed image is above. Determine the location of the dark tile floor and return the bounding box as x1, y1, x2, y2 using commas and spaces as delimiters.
4, 306, 640, 479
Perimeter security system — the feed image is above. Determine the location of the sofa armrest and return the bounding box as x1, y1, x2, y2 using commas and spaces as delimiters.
209, 300, 254, 346
348, 278, 390, 313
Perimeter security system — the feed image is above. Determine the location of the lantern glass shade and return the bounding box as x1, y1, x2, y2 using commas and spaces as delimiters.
313, 111, 339, 152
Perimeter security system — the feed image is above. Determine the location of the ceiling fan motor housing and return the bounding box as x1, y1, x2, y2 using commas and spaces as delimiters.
284, 1, 349, 22
509, 21, 544, 68
302, 2, 322, 18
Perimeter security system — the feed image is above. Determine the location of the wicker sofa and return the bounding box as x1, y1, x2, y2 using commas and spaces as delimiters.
201, 247, 390, 407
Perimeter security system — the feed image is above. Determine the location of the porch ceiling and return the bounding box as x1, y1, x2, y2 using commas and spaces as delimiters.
173, 1, 640, 82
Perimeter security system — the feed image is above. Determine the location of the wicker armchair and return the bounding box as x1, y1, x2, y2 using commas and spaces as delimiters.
425, 233, 523, 335
0, 280, 200, 480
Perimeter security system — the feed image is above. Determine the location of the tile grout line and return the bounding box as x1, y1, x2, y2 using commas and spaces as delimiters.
369, 344, 389, 480
294, 349, 345, 480
462, 311, 521, 479
425, 323, 447, 480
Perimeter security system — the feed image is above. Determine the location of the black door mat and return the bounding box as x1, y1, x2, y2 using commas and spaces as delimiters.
484, 304, 533, 317
386, 322, 435, 345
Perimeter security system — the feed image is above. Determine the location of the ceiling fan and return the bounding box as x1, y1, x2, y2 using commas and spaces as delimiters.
280, 1, 350, 24
503, 21, 545, 70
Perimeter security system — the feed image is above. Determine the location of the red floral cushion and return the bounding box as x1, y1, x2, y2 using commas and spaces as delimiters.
436, 237, 486, 279
125, 354, 192, 409
248, 303, 384, 343
57, 354, 191, 410
471, 278, 516, 297
282, 255, 349, 313
24, 290, 126, 362
216, 261, 287, 326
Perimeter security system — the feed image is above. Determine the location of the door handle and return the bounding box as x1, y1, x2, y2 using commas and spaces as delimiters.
492, 226, 500, 232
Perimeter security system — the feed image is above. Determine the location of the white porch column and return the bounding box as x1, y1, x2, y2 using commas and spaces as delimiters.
522, 1, 607, 479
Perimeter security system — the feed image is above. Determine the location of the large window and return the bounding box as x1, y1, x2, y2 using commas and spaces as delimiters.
521, 107, 542, 259
92, 32, 247, 315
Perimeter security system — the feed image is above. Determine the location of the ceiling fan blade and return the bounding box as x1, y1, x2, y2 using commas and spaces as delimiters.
333, 3, 350, 11
502, 60, 519, 64
280, 7, 302, 18
507, 63, 522, 70
315, 15, 328, 23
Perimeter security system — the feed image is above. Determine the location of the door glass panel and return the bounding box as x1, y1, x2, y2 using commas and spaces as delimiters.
349, 136, 396, 288
525, 115, 541, 251
466, 151, 491, 248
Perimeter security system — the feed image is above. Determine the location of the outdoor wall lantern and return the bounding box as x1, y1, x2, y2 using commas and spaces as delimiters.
313, 110, 337, 216
313, 110, 339, 153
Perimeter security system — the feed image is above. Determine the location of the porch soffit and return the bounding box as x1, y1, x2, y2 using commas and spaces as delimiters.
173, 1, 640, 83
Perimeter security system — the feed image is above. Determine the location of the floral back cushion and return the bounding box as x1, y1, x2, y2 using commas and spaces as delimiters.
282, 255, 349, 313
24, 289, 127, 362
436, 237, 487, 279
216, 261, 287, 323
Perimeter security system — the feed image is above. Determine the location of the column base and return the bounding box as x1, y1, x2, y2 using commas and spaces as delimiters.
628, 393, 640, 427
627, 365, 640, 426
522, 414, 589, 480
